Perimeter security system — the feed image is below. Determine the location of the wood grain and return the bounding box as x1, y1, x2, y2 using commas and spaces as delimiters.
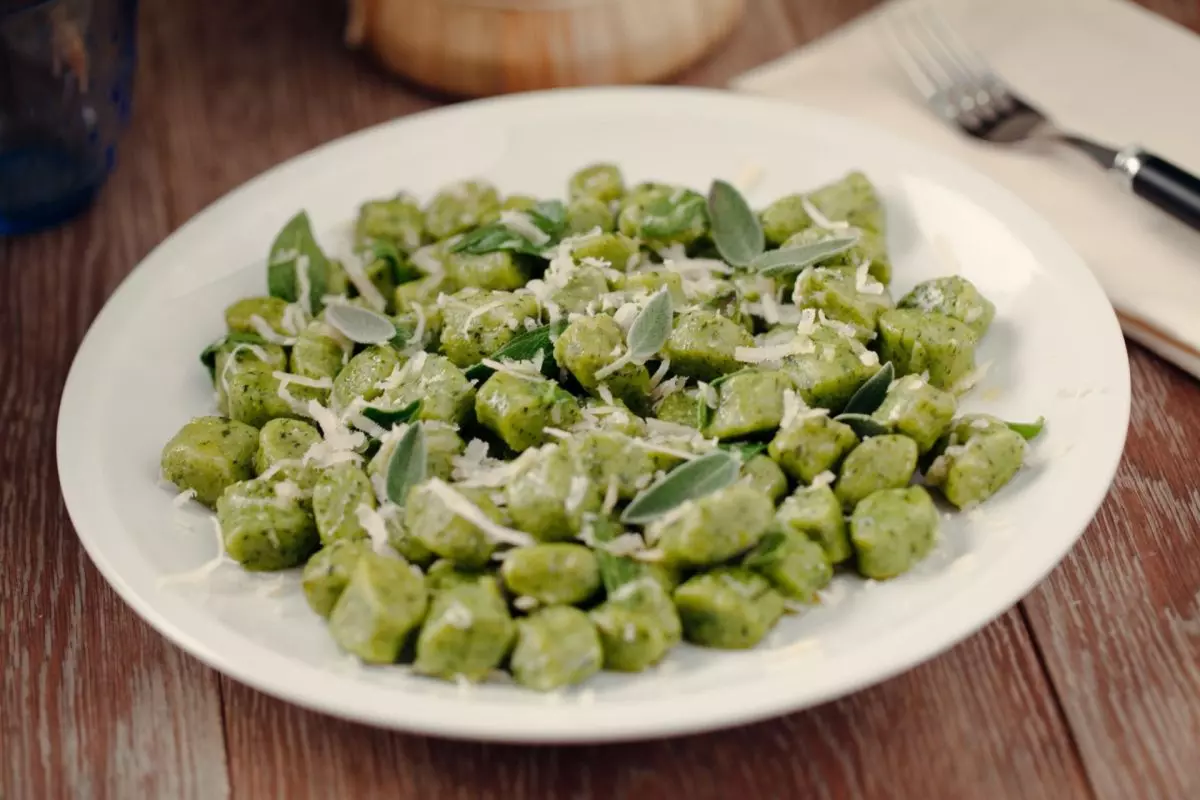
222, 610, 1087, 800
0, 15, 230, 797
4, 0, 1200, 797
1023, 349, 1200, 800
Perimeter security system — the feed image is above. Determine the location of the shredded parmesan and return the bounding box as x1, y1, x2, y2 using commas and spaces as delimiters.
801, 196, 851, 230
248, 315, 297, 345
425, 479, 535, 547
499, 210, 550, 246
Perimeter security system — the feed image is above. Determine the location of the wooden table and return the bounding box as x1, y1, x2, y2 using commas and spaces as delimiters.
4, 1, 1199, 797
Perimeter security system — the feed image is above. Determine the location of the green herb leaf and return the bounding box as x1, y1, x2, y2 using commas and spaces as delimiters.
742, 530, 787, 569
362, 399, 422, 431
527, 200, 568, 238
719, 441, 767, 460
267, 211, 331, 315
1006, 416, 1046, 440
835, 413, 891, 439
621, 449, 741, 525
369, 240, 422, 284
386, 423, 426, 506
697, 396, 713, 432
199, 332, 268, 380
596, 551, 644, 595
463, 320, 568, 382
841, 362, 894, 416
707, 179, 764, 267
325, 303, 397, 345
626, 288, 674, 363
751, 234, 860, 279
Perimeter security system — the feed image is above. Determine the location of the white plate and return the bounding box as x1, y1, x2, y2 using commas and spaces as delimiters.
57, 87, 1130, 743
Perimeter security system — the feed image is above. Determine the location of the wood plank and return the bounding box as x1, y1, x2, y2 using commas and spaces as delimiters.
0, 11, 229, 796
1022, 348, 1200, 800
222, 609, 1087, 800
675, 0, 803, 86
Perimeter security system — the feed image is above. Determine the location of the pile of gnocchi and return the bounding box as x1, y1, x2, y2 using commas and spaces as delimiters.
161, 165, 1041, 692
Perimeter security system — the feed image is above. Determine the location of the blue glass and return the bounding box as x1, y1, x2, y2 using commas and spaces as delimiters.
0, 0, 137, 235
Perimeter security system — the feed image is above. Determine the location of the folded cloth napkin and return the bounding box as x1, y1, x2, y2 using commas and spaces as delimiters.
733, 0, 1200, 377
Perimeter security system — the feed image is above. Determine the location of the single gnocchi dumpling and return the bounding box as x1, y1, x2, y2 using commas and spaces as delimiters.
849, 486, 939, 579
925, 414, 1026, 509
216, 478, 319, 571
704, 369, 793, 440
510, 606, 604, 692
161, 416, 259, 507
776, 484, 852, 565
662, 309, 753, 381
328, 550, 428, 663
649, 483, 775, 569
674, 568, 785, 649
414, 578, 515, 681
474, 371, 581, 452
877, 308, 977, 391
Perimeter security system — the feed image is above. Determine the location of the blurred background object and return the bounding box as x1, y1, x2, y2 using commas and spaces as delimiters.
345, 0, 747, 97
0, 0, 137, 235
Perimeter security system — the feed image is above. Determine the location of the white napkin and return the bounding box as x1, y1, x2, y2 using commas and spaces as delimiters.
732, 0, 1200, 377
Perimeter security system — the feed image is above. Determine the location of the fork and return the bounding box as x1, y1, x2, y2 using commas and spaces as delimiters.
886, 11, 1200, 232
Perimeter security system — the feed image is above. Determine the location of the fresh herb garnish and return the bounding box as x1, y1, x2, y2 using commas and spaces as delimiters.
750, 233, 860, 279
840, 362, 894, 416
621, 449, 741, 525
835, 413, 891, 439
707, 179, 764, 267
362, 399, 422, 431
385, 423, 426, 506
463, 320, 568, 382
267, 210, 331, 315
1006, 417, 1046, 440
325, 303, 398, 345
199, 332, 268, 380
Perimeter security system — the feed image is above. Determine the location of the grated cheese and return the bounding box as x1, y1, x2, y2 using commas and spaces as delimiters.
801, 196, 851, 230
810, 470, 836, 487
172, 488, 197, 508
340, 253, 388, 312
248, 315, 297, 345
499, 210, 550, 247
425, 479, 535, 547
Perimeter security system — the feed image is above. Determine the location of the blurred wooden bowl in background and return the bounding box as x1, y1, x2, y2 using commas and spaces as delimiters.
345, 0, 747, 97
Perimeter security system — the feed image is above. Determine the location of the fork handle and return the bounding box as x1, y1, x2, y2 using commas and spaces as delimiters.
1115, 146, 1200, 231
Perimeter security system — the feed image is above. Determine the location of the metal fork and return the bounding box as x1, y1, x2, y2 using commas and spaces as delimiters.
886, 11, 1200, 232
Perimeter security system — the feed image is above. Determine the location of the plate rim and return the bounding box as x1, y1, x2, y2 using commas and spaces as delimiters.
56, 85, 1131, 743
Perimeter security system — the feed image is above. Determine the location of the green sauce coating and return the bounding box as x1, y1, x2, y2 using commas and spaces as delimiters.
777, 484, 852, 564
329, 551, 428, 663
405, 481, 506, 568
740, 455, 789, 504
504, 443, 602, 540
302, 540, 372, 618
475, 371, 581, 452
439, 289, 540, 367
900, 276, 995, 338
510, 606, 604, 691
216, 478, 319, 571
590, 577, 682, 672
744, 531, 832, 603
871, 374, 957, 453
674, 568, 785, 649
705, 369, 793, 440
877, 309, 977, 391
925, 414, 1026, 509
312, 462, 375, 545
423, 180, 501, 240
161, 416, 259, 507
768, 411, 858, 484
414, 578, 516, 681
554, 314, 650, 410
849, 486, 939, 579
650, 483, 775, 569
835, 434, 919, 510
662, 309, 753, 381
501, 543, 601, 606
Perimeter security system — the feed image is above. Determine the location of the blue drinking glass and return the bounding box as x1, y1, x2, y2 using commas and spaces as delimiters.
0, 0, 137, 235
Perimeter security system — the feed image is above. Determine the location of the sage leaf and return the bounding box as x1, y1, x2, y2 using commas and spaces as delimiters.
325, 303, 397, 345
463, 320, 567, 382
621, 449, 741, 525
1006, 416, 1046, 440
369, 240, 422, 284
386, 423, 426, 506
267, 211, 331, 315
719, 441, 767, 460
751, 233, 860, 279
742, 530, 787, 569
362, 399, 422, 431
707, 179, 764, 267
597, 551, 644, 595
626, 288, 674, 363
841, 362, 894, 416
835, 413, 891, 439
199, 332, 267, 380
527, 199, 568, 238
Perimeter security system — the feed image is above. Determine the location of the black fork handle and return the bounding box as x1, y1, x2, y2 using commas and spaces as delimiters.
1116, 147, 1200, 231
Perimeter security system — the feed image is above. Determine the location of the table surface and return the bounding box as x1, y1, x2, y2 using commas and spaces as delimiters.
4, 0, 1200, 797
